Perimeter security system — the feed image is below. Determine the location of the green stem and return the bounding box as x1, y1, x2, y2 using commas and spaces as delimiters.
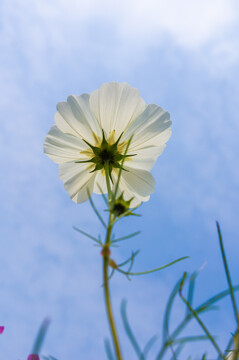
105, 162, 113, 203
103, 165, 123, 360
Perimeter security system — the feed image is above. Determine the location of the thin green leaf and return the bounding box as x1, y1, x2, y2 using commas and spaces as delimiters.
121, 300, 143, 359
87, 189, 107, 228
179, 288, 224, 359
112, 231, 141, 244
73, 226, 102, 245
117, 250, 140, 268
201, 353, 207, 360
104, 338, 115, 360
117, 250, 140, 280
179, 272, 187, 294
201, 305, 219, 313
143, 335, 158, 359
96, 182, 108, 206
216, 221, 238, 324
196, 285, 239, 314
162, 266, 202, 355
186, 270, 200, 316
169, 344, 177, 360
168, 335, 211, 345
127, 251, 138, 274
108, 268, 115, 281
163, 278, 183, 343
169, 344, 184, 360
32, 317, 51, 354
117, 257, 189, 277
156, 284, 239, 360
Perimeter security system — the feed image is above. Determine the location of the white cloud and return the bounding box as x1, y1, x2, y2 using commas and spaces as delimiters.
1, 0, 238, 78
117, 0, 237, 47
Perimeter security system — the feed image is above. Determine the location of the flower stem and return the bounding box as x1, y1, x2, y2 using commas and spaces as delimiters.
103, 224, 122, 360
103, 165, 123, 360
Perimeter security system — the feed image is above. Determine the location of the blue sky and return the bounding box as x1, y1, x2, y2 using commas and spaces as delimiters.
1, 0, 239, 359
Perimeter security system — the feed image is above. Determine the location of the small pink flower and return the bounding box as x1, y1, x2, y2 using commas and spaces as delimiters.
27, 355, 40, 360
0, 326, 4, 334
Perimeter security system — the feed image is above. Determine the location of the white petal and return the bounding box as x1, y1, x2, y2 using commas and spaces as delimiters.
67, 94, 102, 139
122, 104, 171, 149
110, 171, 141, 207
59, 162, 96, 203
93, 171, 108, 194
89, 82, 146, 139
54, 106, 78, 137
55, 94, 101, 143
126, 145, 165, 171
122, 184, 148, 207
118, 182, 143, 208
44, 125, 88, 164
109, 170, 144, 207
121, 167, 155, 198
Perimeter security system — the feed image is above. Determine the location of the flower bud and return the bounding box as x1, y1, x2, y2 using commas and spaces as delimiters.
112, 192, 134, 217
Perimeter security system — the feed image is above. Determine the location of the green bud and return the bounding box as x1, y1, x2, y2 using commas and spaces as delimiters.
111, 192, 134, 217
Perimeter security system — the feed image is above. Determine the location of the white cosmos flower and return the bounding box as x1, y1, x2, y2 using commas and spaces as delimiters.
44, 82, 171, 207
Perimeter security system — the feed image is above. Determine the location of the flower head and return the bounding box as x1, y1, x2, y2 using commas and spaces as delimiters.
44, 82, 171, 206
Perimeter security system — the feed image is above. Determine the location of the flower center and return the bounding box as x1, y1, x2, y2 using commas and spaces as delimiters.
76, 131, 135, 179
98, 148, 116, 165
